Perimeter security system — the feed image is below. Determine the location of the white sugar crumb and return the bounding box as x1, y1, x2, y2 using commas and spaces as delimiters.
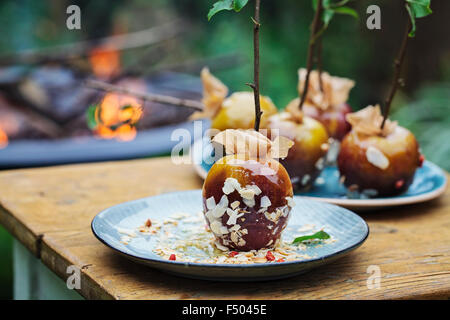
218, 194, 229, 208
239, 188, 255, 200
210, 221, 227, 235
260, 196, 271, 208
297, 224, 315, 232
206, 197, 216, 210
135, 206, 331, 264
243, 197, 256, 208
301, 174, 311, 186
285, 196, 295, 208
315, 157, 325, 170
120, 235, 131, 245
246, 184, 262, 195
222, 178, 241, 194
366, 146, 389, 170
116, 227, 136, 238
226, 209, 244, 225
230, 201, 240, 209
316, 177, 325, 185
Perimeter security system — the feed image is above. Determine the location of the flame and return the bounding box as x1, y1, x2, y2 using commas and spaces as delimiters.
89, 46, 121, 79
0, 127, 8, 149
93, 93, 143, 142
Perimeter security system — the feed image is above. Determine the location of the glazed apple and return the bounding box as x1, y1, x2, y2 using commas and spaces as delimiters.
338, 105, 422, 196
191, 68, 277, 131
203, 154, 294, 251
211, 92, 278, 131
286, 69, 355, 141
203, 129, 295, 251
267, 111, 329, 190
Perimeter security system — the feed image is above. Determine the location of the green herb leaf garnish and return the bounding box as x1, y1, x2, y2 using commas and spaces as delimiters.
292, 230, 330, 244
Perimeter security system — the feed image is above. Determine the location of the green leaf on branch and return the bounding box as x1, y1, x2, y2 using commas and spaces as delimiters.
233, 0, 249, 11
208, 0, 249, 21
312, 0, 358, 31
405, 0, 432, 37
333, 6, 358, 19
292, 230, 331, 244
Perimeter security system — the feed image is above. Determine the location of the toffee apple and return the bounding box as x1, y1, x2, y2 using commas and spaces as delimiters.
286, 69, 355, 141
267, 107, 329, 190
203, 130, 295, 251
191, 68, 278, 131
338, 1, 432, 197
337, 105, 422, 196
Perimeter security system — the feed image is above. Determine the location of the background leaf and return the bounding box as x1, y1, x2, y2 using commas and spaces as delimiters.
208, 0, 233, 21
233, 0, 249, 11
405, 0, 432, 37
208, 0, 249, 20
333, 6, 358, 19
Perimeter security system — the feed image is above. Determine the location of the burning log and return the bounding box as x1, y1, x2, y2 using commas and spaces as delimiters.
85, 79, 204, 111
0, 93, 63, 141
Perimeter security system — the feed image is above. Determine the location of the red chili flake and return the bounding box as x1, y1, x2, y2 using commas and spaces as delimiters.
266, 251, 275, 261
145, 219, 152, 227
229, 251, 239, 258
169, 254, 176, 261
395, 179, 404, 189
419, 154, 425, 167
276, 258, 285, 263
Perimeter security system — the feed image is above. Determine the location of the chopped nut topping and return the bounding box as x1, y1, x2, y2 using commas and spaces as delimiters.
230, 201, 240, 209
260, 196, 271, 208
366, 146, 390, 170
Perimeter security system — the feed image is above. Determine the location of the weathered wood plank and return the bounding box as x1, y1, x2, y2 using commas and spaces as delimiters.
0, 157, 448, 300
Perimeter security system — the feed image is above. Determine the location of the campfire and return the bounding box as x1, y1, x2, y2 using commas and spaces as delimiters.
0, 127, 7, 149
0, 22, 213, 167
90, 92, 143, 142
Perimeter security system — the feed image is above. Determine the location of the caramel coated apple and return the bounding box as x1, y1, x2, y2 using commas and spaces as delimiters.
285, 98, 351, 141
203, 154, 294, 251
338, 126, 421, 196
267, 112, 329, 190
211, 92, 278, 131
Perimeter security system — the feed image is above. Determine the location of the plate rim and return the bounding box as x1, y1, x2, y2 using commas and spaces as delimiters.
91, 190, 369, 269
190, 138, 448, 208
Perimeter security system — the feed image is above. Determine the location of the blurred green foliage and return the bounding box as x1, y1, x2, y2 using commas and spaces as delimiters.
0, 227, 13, 299
391, 84, 450, 171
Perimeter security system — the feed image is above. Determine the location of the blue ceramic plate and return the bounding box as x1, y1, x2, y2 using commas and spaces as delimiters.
191, 137, 448, 211
92, 190, 369, 281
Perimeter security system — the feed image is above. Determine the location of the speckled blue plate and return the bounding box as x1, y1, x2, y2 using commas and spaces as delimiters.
92, 190, 369, 281
191, 137, 447, 211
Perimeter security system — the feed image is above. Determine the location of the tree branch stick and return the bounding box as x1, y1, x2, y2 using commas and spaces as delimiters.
0, 21, 185, 66
299, 0, 323, 110
381, 19, 411, 129
316, 34, 324, 92
84, 79, 204, 111
250, 0, 262, 132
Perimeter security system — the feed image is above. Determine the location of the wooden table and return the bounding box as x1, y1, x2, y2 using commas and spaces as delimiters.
0, 157, 449, 299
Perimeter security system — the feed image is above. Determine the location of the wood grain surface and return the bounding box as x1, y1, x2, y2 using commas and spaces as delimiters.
0, 157, 449, 300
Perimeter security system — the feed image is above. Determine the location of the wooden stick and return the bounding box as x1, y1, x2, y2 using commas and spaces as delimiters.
381, 19, 411, 129
84, 79, 204, 111
299, 0, 323, 110
248, 0, 263, 132
316, 35, 324, 92
0, 21, 185, 66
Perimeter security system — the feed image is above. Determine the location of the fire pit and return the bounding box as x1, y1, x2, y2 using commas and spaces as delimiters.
0, 65, 207, 169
